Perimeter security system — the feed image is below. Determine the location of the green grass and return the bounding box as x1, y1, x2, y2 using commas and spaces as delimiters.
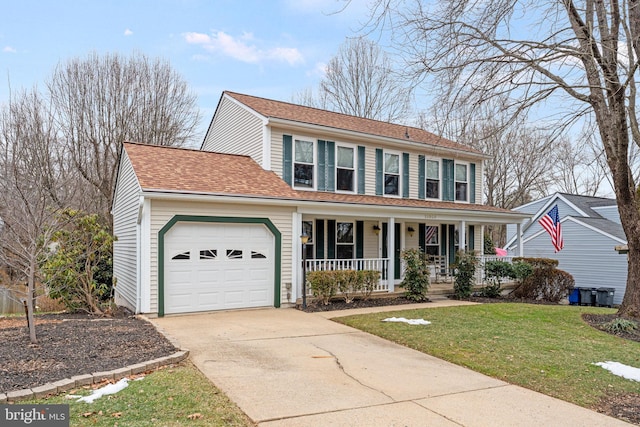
335, 303, 640, 408
22, 362, 253, 427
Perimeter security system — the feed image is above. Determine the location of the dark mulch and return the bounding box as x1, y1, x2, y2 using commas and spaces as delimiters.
0, 310, 177, 394
298, 296, 427, 312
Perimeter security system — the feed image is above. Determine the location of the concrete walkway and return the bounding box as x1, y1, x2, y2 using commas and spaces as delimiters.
151, 300, 631, 426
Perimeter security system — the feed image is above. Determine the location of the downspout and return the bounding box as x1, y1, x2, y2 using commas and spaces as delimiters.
136, 195, 144, 314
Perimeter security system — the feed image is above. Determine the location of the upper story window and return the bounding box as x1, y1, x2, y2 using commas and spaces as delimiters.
294, 139, 314, 189
455, 163, 468, 202
384, 153, 400, 196
426, 159, 440, 199
336, 146, 355, 192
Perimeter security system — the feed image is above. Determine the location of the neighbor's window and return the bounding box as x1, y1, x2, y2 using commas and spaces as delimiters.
426, 159, 440, 199
294, 139, 314, 189
336, 146, 355, 192
455, 163, 468, 201
336, 222, 354, 259
384, 153, 400, 195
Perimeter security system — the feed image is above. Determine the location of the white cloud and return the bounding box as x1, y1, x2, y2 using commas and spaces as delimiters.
182, 31, 304, 65
307, 61, 327, 78
3, 46, 16, 53
124, 29, 133, 36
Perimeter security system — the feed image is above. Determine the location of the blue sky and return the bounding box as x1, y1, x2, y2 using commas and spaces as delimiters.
0, 0, 370, 139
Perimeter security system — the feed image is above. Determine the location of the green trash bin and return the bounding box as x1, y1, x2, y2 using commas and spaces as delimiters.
579, 287, 596, 306
596, 288, 615, 307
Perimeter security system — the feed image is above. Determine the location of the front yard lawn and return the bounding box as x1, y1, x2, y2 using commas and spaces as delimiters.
22, 362, 253, 427
335, 303, 640, 418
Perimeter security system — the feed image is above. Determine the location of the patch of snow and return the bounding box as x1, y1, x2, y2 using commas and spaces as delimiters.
76, 378, 130, 403
382, 317, 431, 326
594, 361, 640, 382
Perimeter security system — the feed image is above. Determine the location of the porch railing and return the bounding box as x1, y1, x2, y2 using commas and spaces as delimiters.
304, 258, 389, 293
475, 256, 516, 284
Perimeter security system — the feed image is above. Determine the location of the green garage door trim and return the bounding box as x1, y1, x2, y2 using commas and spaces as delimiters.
158, 215, 282, 317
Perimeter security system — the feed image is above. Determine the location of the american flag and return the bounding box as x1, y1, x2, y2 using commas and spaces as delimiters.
425, 226, 438, 243
539, 205, 564, 252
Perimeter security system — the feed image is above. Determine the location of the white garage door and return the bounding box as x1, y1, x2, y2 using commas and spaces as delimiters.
164, 222, 274, 314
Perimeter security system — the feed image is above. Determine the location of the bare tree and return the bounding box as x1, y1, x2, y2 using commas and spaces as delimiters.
300, 37, 413, 122
363, 0, 640, 317
0, 90, 70, 343
554, 134, 610, 197
47, 52, 201, 221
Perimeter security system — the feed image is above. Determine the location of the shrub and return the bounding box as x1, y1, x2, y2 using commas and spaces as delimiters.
604, 317, 638, 334
513, 268, 575, 302
335, 270, 361, 303
484, 233, 496, 255
512, 257, 558, 270
40, 210, 115, 314
359, 270, 380, 300
401, 249, 430, 302
481, 260, 514, 298
511, 261, 534, 282
453, 251, 478, 299
307, 271, 336, 305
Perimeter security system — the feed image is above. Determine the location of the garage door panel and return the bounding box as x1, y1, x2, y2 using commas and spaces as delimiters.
165, 222, 275, 314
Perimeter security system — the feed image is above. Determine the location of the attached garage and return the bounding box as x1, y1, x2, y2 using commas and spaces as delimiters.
158, 216, 282, 316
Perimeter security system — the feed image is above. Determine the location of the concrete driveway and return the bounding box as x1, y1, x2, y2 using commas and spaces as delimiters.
151, 302, 631, 426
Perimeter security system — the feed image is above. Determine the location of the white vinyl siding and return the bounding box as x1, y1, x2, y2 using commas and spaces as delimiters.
408, 153, 419, 199
474, 161, 483, 203
202, 96, 264, 165
363, 221, 380, 258
112, 152, 141, 312
148, 199, 294, 314
522, 219, 627, 305
271, 129, 284, 178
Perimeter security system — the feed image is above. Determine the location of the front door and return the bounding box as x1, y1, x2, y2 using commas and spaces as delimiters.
382, 223, 402, 280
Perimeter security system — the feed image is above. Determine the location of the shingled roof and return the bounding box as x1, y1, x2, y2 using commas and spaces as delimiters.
123, 142, 297, 199
123, 142, 520, 216
224, 91, 482, 155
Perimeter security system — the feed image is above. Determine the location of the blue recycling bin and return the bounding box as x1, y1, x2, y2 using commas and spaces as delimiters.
568, 288, 579, 305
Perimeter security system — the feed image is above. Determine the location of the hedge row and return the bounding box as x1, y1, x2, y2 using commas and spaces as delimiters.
306, 270, 380, 305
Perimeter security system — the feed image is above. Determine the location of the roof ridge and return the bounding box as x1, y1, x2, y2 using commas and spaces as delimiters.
225, 90, 423, 130
124, 141, 253, 160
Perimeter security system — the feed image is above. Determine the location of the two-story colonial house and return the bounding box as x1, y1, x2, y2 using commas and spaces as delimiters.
112, 91, 529, 316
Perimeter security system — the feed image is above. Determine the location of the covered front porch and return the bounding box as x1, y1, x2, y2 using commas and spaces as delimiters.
292, 204, 528, 301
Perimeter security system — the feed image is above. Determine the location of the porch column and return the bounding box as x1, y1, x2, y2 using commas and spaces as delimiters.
388, 217, 395, 293
459, 220, 466, 251
480, 225, 485, 255
517, 223, 524, 256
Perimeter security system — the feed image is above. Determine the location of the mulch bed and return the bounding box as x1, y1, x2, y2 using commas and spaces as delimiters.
298, 296, 426, 312
0, 311, 177, 394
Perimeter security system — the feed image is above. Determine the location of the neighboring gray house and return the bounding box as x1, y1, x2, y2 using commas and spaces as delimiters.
505, 193, 628, 305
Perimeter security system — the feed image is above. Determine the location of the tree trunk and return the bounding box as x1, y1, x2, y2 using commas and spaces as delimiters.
26, 257, 37, 344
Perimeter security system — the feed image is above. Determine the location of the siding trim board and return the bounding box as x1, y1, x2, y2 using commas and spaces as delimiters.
157, 215, 282, 317
522, 216, 626, 246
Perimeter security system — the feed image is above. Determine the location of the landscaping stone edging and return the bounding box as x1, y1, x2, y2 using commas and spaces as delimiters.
1, 349, 189, 403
